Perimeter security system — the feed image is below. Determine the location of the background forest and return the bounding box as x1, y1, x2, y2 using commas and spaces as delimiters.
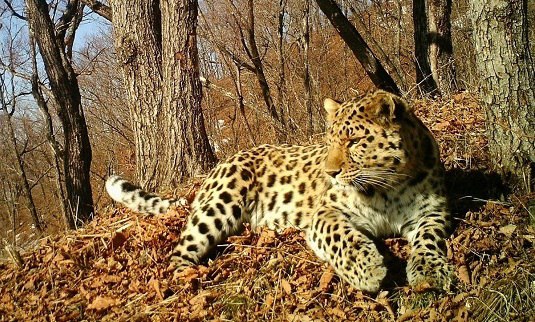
0, 0, 534, 320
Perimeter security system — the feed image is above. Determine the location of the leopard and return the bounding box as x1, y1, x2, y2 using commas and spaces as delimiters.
106, 90, 452, 293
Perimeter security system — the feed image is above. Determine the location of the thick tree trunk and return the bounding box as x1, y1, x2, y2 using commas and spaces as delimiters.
160, 0, 217, 186
26, 0, 94, 224
110, 0, 165, 190
469, 0, 535, 193
315, 0, 400, 95
111, 0, 217, 189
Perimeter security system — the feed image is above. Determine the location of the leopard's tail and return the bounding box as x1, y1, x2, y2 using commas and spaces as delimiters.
105, 175, 180, 215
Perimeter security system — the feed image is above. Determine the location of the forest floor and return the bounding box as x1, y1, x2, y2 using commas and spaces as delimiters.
1, 93, 534, 321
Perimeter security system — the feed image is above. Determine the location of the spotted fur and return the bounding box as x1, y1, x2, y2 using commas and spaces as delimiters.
106, 90, 452, 293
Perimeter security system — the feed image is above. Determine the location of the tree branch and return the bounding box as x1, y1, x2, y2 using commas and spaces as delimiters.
315, 0, 401, 95
80, 0, 112, 21
3, 0, 26, 20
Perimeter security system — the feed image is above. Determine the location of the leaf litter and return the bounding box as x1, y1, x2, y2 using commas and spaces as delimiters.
1, 93, 534, 321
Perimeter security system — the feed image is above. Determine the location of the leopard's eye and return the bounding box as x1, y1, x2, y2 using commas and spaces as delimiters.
348, 138, 361, 148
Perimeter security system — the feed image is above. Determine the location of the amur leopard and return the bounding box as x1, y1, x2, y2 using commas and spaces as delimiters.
106, 90, 452, 293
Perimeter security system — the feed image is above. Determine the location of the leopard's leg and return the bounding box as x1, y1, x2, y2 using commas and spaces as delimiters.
405, 211, 452, 290
307, 207, 387, 293
169, 167, 254, 271
169, 200, 247, 271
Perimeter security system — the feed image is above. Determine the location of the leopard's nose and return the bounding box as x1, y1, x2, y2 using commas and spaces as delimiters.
326, 169, 341, 178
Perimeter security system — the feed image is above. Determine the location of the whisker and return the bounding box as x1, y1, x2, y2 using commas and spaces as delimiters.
357, 174, 397, 189
357, 177, 393, 189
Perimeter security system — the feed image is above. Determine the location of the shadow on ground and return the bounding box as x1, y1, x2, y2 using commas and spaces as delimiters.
445, 168, 509, 219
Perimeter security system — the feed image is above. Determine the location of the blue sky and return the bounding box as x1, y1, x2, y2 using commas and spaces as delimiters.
74, 7, 112, 51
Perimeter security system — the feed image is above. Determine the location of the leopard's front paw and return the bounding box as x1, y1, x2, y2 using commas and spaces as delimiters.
407, 253, 452, 291
343, 251, 388, 293
169, 255, 194, 269
360, 259, 388, 293
167, 247, 196, 271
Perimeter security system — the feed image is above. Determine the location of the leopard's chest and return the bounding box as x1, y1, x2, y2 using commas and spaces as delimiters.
329, 185, 434, 238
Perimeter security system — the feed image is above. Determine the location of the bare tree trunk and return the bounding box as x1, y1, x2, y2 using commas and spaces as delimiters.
233, 63, 256, 145
428, 0, 457, 95
413, 0, 439, 95
80, 0, 112, 20
302, 0, 313, 137
110, 0, 217, 189
315, 0, 400, 95
207, 1, 286, 141
243, 0, 286, 140
3, 239, 24, 268
395, 0, 403, 78
469, 0, 535, 193
277, 0, 288, 127
160, 0, 218, 186
1, 181, 20, 246
346, 4, 407, 92
29, 36, 71, 229
25, 0, 94, 224
0, 36, 43, 232
110, 0, 165, 190
413, 0, 456, 96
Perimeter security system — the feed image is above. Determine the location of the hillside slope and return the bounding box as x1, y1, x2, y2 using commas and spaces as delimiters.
1, 93, 534, 321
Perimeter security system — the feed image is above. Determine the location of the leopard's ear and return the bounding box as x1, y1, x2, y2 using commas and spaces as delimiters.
370, 91, 408, 124
324, 98, 342, 123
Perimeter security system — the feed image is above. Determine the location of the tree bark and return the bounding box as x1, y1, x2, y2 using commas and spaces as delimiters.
302, 0, 313, 136
414, 0, 456, 96
26, 0, 94, 224
110, 0, 217, 189
80, 0, 112, 21
276, 0, 288, 128
315, 0, 400, 95
110, 0, 165, 190
243, 0, 286, 140
413, 0, 439, 95
469, 0, 535, 193
29, 36, 71, 229
428, 0, 457, 95
232, 63, 256, 145
160, 0, 218, 186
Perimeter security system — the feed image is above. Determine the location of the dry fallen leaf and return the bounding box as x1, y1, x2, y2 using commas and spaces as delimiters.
281, 279, 292, 294
499, 224, 516, 237
457, 264, 471, 285
257, 229, 277, 247
330, 306, 346, 319
173, 266, 204, 283
319, 267, 334, 291
87, 296, 118, 311
433, 120, 450, 131
149, 277, 164, 300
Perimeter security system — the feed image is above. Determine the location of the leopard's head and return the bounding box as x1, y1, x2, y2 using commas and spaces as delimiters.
323, 90, 431, 192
